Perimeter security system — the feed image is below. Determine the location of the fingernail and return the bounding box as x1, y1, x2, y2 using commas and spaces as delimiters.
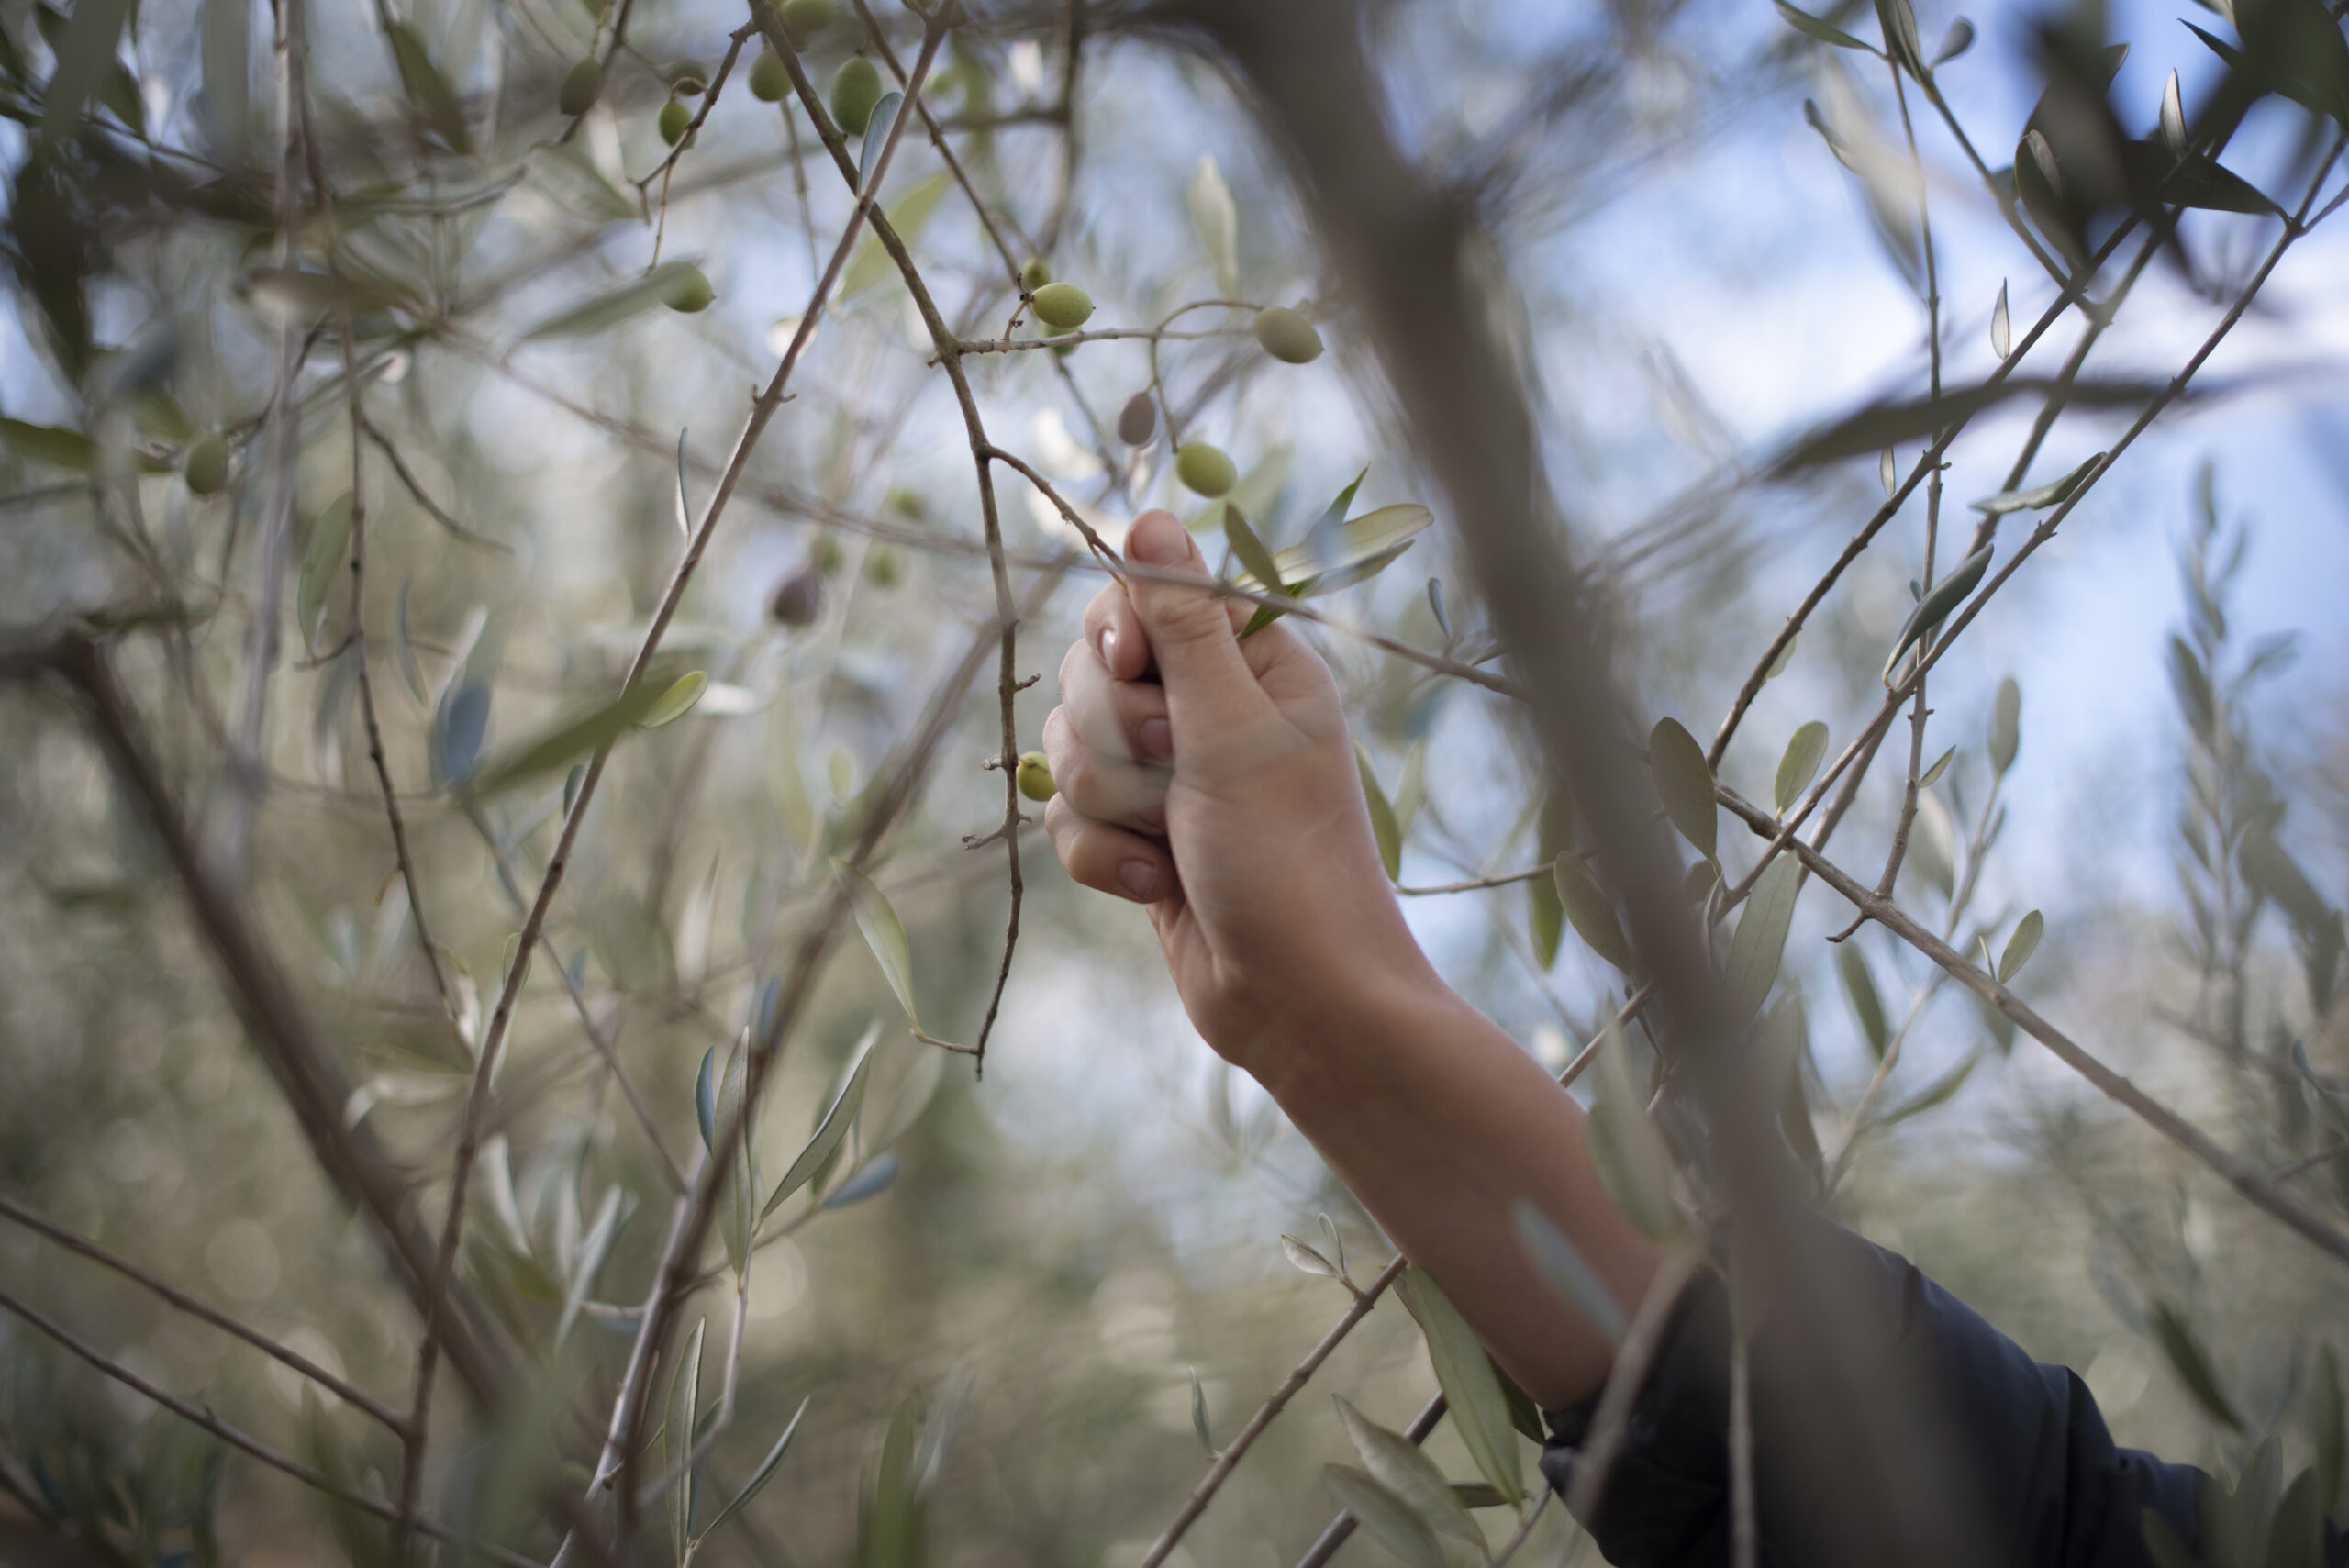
1128, 511, 1188, 567
1098, 626, 1118, 667
1117, 860, 1161, 901
1136, 717, 1172, 763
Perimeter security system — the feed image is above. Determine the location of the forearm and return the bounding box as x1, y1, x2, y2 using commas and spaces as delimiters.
1252, 973, 1663, 1410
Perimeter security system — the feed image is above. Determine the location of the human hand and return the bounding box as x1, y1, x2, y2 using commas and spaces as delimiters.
1041, 510, 1438, 1082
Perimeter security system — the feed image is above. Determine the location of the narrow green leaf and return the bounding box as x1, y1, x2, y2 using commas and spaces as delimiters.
699, 1397, 809, 1542
0, 417, 96, 470
555, 1185, 621, 1346
666, 1318, 706, 1568
695, 1046, 718, 1149
1882, 544, 1994, 684
1528, 791, 1574, 969
1354, 741, 1403, 882
1186, 154, 1239, 299
1919, 745, 1954, 788
1648, 717, 1717, 860
1509, 1198, 1627, 1344
39, 0, 134, 146
2242, 831, 2334, 937
297, 494, 353, 650
1726, 855, 1802, 1026
842, 172, 948, 295
1492, 1357, 1545, 1445
860, 1396, 925, 1568
1989, 677, 2021, 776
1778, 379, 2160, 469
1190, 1368, 1213, 1456
762, 1028, 878, 1218
856, 91, 904, 193
1452, 1481, 1510, 1510
1774, 0, 1876, 50
2148, 1301, 2242, 1431
715, 1040, 754, 1271
1991, 281, 2010, 359
1776, 721, 1830, 812
640, 670, 708, 728
1876, 1050, 1977, 1129
386, 22, 472, 153
1553, 853, 1633, 974
529, 142, 637, 222
1239, 504, 1435, 597
469, 681, 665, 795
1970, 453, 2102, 515
1397, 1265, 1524, 1504
1281, 1233, 1339, 1279
1323, 1465, 1442, 1568
1839, 945, 1889, 1061
1876, 0, 1927, 76
1223, 506, 1284, 595
522, 261, 706, 339
1998, 910, 2044, 983
1586, 1021, 1682, 1241
818, 1151, 897, 1207
836, 862, 918, 1029
1332, 1395, 1483, 1548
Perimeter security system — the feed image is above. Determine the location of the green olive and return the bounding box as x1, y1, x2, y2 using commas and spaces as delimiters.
1116, 391, 1157, 446
866, 543, 901, 587
748, 50, 791, 102
1030, 282, 1094, 331
779, 0, 836, 44
1253, 306, 1324, 365
657, 99, 693, 146
1015, 751, 1056, 803
829, 57, 884, 137
183, 434, 230, 495
662, 265, 715, 313
558, 57, 603, 117
1019, 256, 1051, 291
1174, 441, 1237, 498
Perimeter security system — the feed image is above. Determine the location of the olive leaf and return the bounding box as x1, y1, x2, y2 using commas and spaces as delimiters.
818, 1151, 898, 1207
1919, 745, 1954, 788
554, 1185, 621, 1347
1553, 853, 1633, 974
1990, 676, 2022, 776
763, 1025, 880, 1218
1354, 741, 1403, 882
1726, 855, 1802, 1027
666, 1318, 707, 1568
0, 417, 96, 470
2241, 830, 2334, 937
1236, 504, 1435, 598
1970, 453, 2102, 516
2148, 1301, 2242, 1431
524, 261, 707, 339
200, 0, 250, 160
1648, 717, 1718, 859
1779, 379, 2158, 469
1932, 17, 1976, 64
1332, 1394, 1483, 1548
386, 23, 472, 153
1397, 1265, 1524, 1504
470, 681, 666, 795
1280, 1233, 1338, 1278
640, 670, 708, 728
1774, 0, 1876, 50
529, 142, 636, 223
1190, 1368, 1213, 1456
1509, 1197, 1627, 1344
837, 862, 918, 1029
856, 91, 904, 192
1776, 721, 1830, 812
1875, 1051, 1977, 1129
1586, 1021, 1682, 1242
297, 493, 353, 651
1186, 154, 1239, 299
1528, 790, 1575, 969
699, 1398, 809, 1544
38, 0, 134, 146
1991, 280, 2010, 359
1839, 944, 1890, 1061
1223, 506, 1284, 595
1322, 1464, 1443, 1568
1998, 910, 2044, 983
1882, 544, 1994, 684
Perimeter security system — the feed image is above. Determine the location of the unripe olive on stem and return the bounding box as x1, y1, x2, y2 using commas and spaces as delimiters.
770, 564, 824, 627
1253, 306, 1323, 365
866, 543, 900, 587
1030, 282, 1093, 331
1019, 257, 1051, 291
662, 266, 715, 313
1015, 751, 1056, 803
558, 57, 603, 117
780, 0, 835, 43
1116, 391, 1157, 446
812, 533, 843, 574
748, 50, 790, 102
657, 99, 693, 146
184, 434, 229, 495
829, 57, 883, 137
1174, 441, 1236, 498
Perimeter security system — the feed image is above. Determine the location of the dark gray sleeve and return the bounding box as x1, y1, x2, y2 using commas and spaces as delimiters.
1535, 1218, 2342, 1568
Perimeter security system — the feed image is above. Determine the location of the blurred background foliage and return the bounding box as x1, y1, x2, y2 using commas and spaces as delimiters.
0, 0, 2344, 1562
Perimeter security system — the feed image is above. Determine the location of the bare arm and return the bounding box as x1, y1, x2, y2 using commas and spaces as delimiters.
1042, 509, 1658, 1409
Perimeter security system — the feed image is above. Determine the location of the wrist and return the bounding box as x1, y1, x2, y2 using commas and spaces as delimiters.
1235, 960, 1471, 1110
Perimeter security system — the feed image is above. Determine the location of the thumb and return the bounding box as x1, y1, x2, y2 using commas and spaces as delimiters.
1121, 509, 1274, 740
